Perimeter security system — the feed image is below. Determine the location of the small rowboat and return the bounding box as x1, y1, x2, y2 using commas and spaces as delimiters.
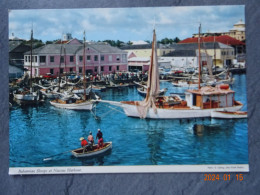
71, 142, 112, 158
211, 111, 247, 119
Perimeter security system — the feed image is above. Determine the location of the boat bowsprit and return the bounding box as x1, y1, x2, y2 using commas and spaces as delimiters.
71, 142, 112, 158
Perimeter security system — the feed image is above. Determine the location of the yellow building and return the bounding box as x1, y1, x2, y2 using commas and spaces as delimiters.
222, 19, 245, 41
121, 44, 174, 58
193, 19, 245, 42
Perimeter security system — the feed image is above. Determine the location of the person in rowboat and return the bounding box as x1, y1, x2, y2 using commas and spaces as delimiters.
79, 137, 88, 153
87, 131, 94, 150
96, 129, 104, 149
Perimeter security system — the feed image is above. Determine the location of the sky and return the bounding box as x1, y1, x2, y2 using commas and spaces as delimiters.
9, 5, 245, 43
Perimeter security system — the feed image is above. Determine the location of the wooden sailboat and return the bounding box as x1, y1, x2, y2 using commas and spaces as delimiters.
50, 31, 99, 110
13, 29, 39, 104
211, 110, 247, 119
97, 27, 243, 119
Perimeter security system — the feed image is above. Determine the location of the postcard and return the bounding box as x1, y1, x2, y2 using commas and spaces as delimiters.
8, 5, 248, 175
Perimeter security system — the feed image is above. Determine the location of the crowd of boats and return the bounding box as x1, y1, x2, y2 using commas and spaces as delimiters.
10, 28, 247, 158
9, 62, 247, 121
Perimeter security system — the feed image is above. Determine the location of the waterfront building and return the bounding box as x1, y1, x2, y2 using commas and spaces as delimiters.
9, 40, 31, 79
193, 19, 246, 42
120, 43, 174, 58
23, 41, 128, 77
128, 56, 150, 72
159, 50, 212, 70
177, 42, 235, 68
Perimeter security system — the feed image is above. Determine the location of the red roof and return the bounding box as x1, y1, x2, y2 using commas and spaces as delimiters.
55, 40, 69, 44
179, 35, 245, 46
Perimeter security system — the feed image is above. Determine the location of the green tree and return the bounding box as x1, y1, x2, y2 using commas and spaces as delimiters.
173, 37, 180, 43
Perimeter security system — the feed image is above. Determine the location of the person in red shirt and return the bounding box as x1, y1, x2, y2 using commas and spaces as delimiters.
79, 137, 88, 153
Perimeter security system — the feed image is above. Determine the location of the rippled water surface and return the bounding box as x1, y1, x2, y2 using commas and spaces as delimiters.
9, 74, 248, 167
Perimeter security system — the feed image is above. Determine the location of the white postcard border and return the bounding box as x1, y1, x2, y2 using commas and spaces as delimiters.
9, 164, 249, 175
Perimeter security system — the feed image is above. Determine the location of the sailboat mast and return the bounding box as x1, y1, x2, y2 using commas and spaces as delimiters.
30, 29, 33, 90
58, 40, 62, 92
83, 31, 86, 100
198, 23, 201, 90
64, 46, 67, 84
214, 34, 216, 74
145, 30, 155, 101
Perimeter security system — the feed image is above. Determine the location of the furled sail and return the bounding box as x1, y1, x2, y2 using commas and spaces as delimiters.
136, 29, 161, 118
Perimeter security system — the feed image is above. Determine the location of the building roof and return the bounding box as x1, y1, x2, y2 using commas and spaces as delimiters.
9, 41, 31, 53
234, 19, 245, 26
120, 44, 152, 50
163, 50, 197, 57
179, 35, 245, 46
25, 44, 82, 55
24, 42, 127, 55
172, 42, 233, 50
131, 40, 149, 45
86, 43, 127, 54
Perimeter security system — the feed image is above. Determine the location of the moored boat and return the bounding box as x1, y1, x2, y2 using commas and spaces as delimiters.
40, 88, 59, 99
91, 85, 106, 92
172, 80, 202, 88
211, 111, 247, 119
137, 87, 167, 97
97, 28, 244, 119
50, 98, 95, 110
71, 142, 112, 158
50, 32, 99, 110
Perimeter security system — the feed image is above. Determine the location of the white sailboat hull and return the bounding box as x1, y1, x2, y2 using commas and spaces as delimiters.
50, 100, 94, 110
211, 111, 247, 119
120, 103, 243, 119
72, 87, 91, 94
14, 93, 38, 101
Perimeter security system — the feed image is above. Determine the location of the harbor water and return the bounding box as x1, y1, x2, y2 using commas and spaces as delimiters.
9, 74, 248, 167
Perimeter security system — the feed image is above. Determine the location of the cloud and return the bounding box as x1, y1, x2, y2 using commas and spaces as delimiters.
9, 5, 244, 42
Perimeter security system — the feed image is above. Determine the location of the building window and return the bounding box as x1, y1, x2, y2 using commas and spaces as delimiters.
70, 68, 73, 72
94, 55, 98, 61
25, 56, 27, 62
40, 56, 46, 63
116, 55, 120, 61
60, 68, 64, 74
94, 67, 98, 72
60, 56, 64, 63
50, 56, 54, 62
79, 56, 83, 62
109, 55, 112, 62
79, 67, 82, 73
50, 69, 54, 74
101, 55, 104, 61
70, 56, 74, 62
35, 56, 37, 62
117, 66, 119, 71
87, 55, 91, 61
122, 54, 127, 63
101, 66, 104, 71
109, 66, 112, 71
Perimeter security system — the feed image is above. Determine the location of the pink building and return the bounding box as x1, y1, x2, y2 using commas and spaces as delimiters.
24, 40, 128, 77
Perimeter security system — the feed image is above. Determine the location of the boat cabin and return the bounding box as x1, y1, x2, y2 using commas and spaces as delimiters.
185, 85, 236, 109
